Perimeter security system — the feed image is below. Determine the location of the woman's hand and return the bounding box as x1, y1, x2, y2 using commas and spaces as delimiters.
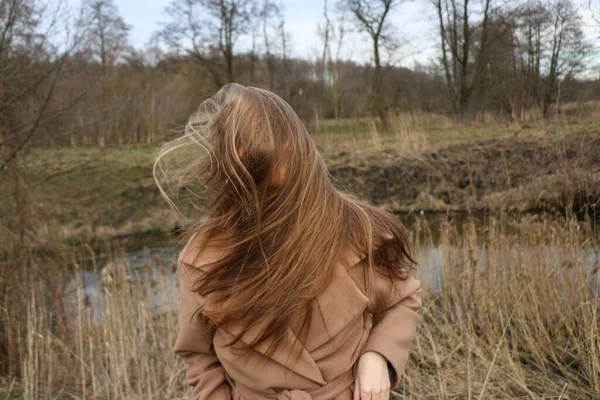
353, 351, 391, 400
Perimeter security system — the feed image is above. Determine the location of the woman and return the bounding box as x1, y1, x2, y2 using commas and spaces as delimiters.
154, 83, 422, 400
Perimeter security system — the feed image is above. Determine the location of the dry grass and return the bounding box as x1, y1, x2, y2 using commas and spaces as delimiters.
330, 132, 600, 216
309, 108, 599, 156
405, 213, 599, 399
2, 111, 600, 398
1, 212, 598, 399
309, 113, 435, 155
2, 115, 598, 249
1, 240, 184, 399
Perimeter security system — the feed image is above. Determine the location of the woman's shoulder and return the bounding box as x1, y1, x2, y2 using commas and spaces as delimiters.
340, 244, 419, 307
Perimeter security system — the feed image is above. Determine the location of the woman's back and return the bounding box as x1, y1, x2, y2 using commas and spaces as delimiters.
174, 231, 422, 400
154, 83, 422, 399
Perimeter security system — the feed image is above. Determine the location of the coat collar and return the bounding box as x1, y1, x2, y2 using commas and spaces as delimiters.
303, 257, 369, 352
219, 249, 369, 385
179, 235, 369, 385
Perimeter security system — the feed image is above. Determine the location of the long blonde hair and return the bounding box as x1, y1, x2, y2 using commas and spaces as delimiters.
153, 83, 415, 358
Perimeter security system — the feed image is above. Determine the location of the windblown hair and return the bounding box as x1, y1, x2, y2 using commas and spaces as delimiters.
154, 83, 415, 359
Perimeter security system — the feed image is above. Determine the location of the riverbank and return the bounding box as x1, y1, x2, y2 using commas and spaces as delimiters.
331, 131, 600, 216
1, 212, 598, 399
2, 129, 598, 249
2, 124, 599, 398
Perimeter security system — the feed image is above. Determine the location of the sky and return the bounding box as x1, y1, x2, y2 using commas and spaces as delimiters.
81, 0, 600, 71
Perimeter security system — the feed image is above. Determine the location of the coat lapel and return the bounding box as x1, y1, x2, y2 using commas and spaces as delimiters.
222, 317, 327, 385
304, 258, 370, 352
219, 260, 369, 385
180, 235, 369, 386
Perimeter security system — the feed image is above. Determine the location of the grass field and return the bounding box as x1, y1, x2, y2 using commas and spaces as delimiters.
2, 116, 598, 249
1, 116, 599, 399
1, 212, 598, 399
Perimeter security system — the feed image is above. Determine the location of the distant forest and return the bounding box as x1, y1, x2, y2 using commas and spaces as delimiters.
2, 0, 600, 150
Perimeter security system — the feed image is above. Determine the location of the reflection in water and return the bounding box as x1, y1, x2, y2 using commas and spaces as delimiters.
68, 229, 599, 322
66, 244, 180, 323
418, 244, 599, 293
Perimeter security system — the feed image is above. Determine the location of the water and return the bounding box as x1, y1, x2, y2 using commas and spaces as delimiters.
64, 242, 180, 322
65, 212, 600, 321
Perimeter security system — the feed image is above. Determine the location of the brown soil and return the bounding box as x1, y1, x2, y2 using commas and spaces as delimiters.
328, 132, 600, 217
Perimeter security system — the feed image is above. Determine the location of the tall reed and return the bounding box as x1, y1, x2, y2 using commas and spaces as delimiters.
1, 213, 598, 398
405, 213, 599, 398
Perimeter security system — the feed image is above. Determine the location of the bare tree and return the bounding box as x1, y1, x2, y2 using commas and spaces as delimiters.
85, 0, 130, 68
317, 0, 333, 120
542, 0, 587, 117
157, 0, 257, 88
432, 0, 494, 122
278, 8, 290, 99
261, 0, 281, 90
586, 0, 600, 30
248, 1, 261, 84
330, 14, 347, 119
343, 0, 402, 127
507, 1, 549, 120
464, 0, 589, 122
0, 0, 86, 247
81, 0, 131, 146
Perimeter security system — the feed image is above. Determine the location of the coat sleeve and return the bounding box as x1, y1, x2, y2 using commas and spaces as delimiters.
359, 271, 422, 387
174, 258, 232, 400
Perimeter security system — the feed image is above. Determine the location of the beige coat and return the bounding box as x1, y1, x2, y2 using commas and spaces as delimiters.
174, 234, 422, 400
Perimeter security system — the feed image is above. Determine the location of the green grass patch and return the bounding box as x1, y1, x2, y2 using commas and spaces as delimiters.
2, 116, 598, 246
